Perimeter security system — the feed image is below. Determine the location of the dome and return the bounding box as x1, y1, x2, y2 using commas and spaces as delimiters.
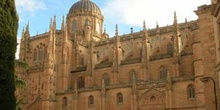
69, 0, 102, 15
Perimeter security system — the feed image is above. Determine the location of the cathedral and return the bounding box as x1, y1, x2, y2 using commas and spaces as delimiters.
17, 0, 220, 110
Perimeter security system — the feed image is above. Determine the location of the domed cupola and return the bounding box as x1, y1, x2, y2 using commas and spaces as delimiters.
67, 0, 104, 40
69, 0, 102, 16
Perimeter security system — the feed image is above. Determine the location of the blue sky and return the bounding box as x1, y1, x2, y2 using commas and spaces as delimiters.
15, 0, 211, 39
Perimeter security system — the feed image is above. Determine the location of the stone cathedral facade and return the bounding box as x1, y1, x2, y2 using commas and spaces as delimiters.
17, 0, 220, 110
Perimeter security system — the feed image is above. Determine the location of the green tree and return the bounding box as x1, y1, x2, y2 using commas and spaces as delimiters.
0, 0, 19, 109
15, 59, 28, 110
15, 60, 27, 89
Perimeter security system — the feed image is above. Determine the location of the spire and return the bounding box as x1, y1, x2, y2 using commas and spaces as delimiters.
53, 15, 56, 29
172, 11, 182, 59
156, 21, 159, 29
185, 18, 188, 24
24, 22, 30, 38
184, 18, 189, 29
130, 27, 133, 34
173, 11, 179, 32
25, 22, 29, 33
22, 27, 25, 36
143, 20, 146, 31
173, 11, 178, 25
61, 15, 65, 30
115, 24, 118, 36
156, 21, 160, 34
53, 15, 56, 22
104, 26, 106, 34
113, 24, 120, 73
50, 17, 53, 29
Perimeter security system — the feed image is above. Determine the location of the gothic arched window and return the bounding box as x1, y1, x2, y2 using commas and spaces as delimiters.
79, 55, 84, 66
88, 95, 94, 107
150, 96, 156, 101
40, 48, 44, 61
187, 84, 195, 98
160, 66, 167, 80
104, 75, 110, 86
33, 49, 37, 61
38, 48, 41, 61
62, 97, 68, 110
102, 74, 110, 86
44, 48, 47, 59
140, 48, 143, 58
36, 48, 44, 61
117, 92, 123, 104
167, 42, 174, 54
130, 70, 136, 83
78, 77, 85, 89
72, 20, 77, 31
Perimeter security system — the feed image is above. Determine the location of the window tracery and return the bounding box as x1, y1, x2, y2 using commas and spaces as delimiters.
88, 95, 94, 107
72, 20, 77, 31
103, 74, 110, 86
167, 42, 174, 54
187, 84, 195, 98
62, 97, 68, 110
117, 92, 123, 105
160, 66, 167, 80
78, 77, 85, 88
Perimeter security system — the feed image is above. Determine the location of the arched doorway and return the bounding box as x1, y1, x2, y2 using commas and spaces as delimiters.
139, 89, 165, 110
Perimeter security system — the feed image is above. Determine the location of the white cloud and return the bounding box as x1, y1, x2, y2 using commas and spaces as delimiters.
102, 0, 211, 28
15, 0, 47, 14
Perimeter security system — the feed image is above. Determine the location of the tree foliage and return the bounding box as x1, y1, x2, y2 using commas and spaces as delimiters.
15, 59, 27, 90
15, 59, 28, 110
0, 0, 18, 109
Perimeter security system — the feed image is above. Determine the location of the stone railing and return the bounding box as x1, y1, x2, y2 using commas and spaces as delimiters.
95, 62, 112, 69
30, 32, 48, 40
78, 86, 102, 92
71, 66, 87, 73
56, 76, 195, 94
181, 50, 193, 56
95, 39, 114, 47
28, 62, 45, 72
137, 79, 167, 85
171, 76, 194, 82
121, 57, 141, 65
150, 53, 173, 61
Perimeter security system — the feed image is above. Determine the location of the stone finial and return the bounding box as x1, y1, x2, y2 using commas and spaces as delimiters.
185, 18, 188, 24
104, 26, 106, 34
50, 17, 53, 28
156, 21, 159, 29
173, 11, 179, 31
61, 15, 65, 30
143, 20, 146, 30
173, 11, 178, 24
115, 24, 118, 36
53, 15, 56, 22
22, 27, 25, 36
26, 22, 29, 32
53, 15, 56, 28
131, 27, 133, 34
